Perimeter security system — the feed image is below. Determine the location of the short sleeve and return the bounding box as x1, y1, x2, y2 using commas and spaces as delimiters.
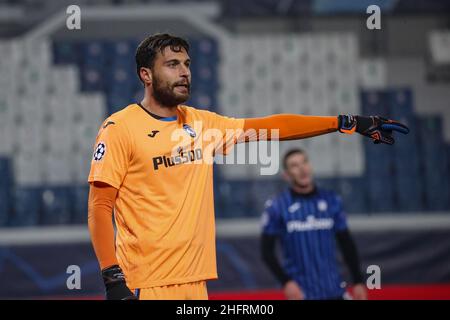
88, 119, 131, 189
333, 195, 348, 232
205, 111, 245, 155
261, 198, 284, 236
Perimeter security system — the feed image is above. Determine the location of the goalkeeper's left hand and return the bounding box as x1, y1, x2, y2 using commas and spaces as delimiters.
338, 115, 410, 145
102, 265, 137, 300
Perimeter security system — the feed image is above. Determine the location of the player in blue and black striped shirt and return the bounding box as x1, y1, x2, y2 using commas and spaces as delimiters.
261, 148, 367, 300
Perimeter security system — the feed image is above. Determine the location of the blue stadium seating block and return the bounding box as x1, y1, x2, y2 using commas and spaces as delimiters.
425, 194, 450, 211
364, 143, 395, 178
215, 180, 256, 218
249, 178, 285, 215
336, 178, 369, 214
360, 90, 390, 117
107, 91, 135, 115
53, 41, 81, 65
0, 158, 12, 226
316, 178, 339, 192
110, 41, 135, 68
188, 92, 217, 110
386, 88, 414, 117
416, 115, 444, 148
393, 150, 420, 176
10, 187, 41, 226
71, 185, 89, 224
366, 176, 395, 212
0, 190, 10, 226
80, 65, 105, 92
0, 158, 12, 186
395, 177, 424, 212
189, 38, 219, 62
80, 41, 109, 67
107, 68, 135, 93
40, 187, 72, 225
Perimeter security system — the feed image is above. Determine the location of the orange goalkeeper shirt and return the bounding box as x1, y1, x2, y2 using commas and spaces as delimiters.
88, 103, 244, 289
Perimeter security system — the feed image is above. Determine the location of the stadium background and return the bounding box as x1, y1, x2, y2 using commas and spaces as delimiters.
0, 0, 450, 299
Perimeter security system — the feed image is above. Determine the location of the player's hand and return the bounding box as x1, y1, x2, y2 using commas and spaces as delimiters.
102, 265, 138, 300
338, 115, 409, 145
283, 280, 304, 300
351, 283, 368, 300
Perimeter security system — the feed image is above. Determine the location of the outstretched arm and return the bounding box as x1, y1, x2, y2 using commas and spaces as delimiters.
241, 114, 409, 145
243, 114, 339, 141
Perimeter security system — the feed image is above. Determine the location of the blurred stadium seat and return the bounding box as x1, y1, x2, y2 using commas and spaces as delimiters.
0, 157, 13, 226
1, 29, 450, 223
10, 187, 41, 226
0, 0, 450, 300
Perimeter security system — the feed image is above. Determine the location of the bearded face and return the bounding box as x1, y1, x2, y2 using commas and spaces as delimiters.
151, 70, 191, 107
149, 47, 191, 108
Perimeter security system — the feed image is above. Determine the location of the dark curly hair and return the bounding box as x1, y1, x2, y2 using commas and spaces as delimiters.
135, 33, 190, 84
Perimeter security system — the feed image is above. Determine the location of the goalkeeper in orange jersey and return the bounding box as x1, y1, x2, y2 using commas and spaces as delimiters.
87, 33, 409, 300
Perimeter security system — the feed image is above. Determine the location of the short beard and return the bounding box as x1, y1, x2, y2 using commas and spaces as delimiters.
152, 74, 190, 108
